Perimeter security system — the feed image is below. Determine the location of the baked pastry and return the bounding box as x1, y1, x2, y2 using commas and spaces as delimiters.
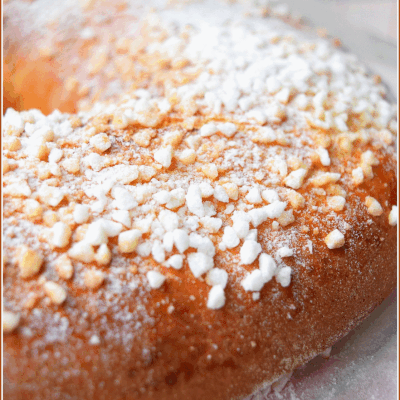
3, 1, 397, 399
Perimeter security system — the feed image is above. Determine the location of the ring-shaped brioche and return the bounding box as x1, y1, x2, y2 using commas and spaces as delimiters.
3, 1, 397, 399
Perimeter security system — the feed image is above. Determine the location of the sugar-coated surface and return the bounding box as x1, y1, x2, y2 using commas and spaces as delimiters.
3, 1, 397, 399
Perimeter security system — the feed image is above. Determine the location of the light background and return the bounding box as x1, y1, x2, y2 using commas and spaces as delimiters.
282, 0, 397, 95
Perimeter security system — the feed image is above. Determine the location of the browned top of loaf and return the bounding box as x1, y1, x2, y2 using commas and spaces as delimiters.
3, 1, 397, 399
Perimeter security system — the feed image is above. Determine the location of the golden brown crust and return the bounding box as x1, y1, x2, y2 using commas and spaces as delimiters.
3, 1, 397, 400
3, 191, 397, 400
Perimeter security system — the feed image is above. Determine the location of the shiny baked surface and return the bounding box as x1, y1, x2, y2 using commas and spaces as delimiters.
3, 1, 397, 399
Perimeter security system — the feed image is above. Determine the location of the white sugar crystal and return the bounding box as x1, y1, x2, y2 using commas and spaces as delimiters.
253, 126, 277, 143
207, 285, 225, 309
232, 217, 250, 239
3, 311, 20, 334
80, 27, 95, 39
154, 145, 173, 168
248, 201, 286, 227
163, 232, 174, 252
214, 185, 229, 203
189, 234, 216, 257
184, 216, 199, 231
272, 221, 279, 230
4, 108, 24, 135
311, 172, 341, 187
101, 219, 123, 237
151, 221, 165, 238
186, 184, 204, 217
52, 222, 71, 248
324, 229, 345, 249
134, 215, 154, 234
271, 159, 288, 178
173, 229, 190, 253
166, 254, 183, 270
266, 76, 281, 93
200, 122, 218, 137
389, 206, 397, 226
136, 241, 152, 257
240, 240, 262, 265
221, 226, 240, 249
284, 168, 307, 189
188, 252, 214, 278
48, 148, 63, 163
3, 180, 32, 198
153, 190, 171, 204
90, 133, 111, 152
202, 163, 218, 179
158, 210, 179, 231
91, 199, 106, 214
139, 165, 157, 180
200, 217, 222, 233
266, 102, 286, 123
281, 207, 298, 226
44, 281, 67, 305
203, 201, 217, 217
361, 150, 379, 166
147, 270, 166, 289
247, 108, 268, 124
217, 122, 237, 137
111, 187, 137, 210
206, 268, 228, 289
166, 188, 185, 209
167, 305, 175, 314
232, 211, 250, 224
252, 292, 260, 301
276, 267, 292, 287
327, 196, 346, 212
95, 244, 112, 265
316, 147, 331, 166
246, 229, 257, 241
264, 201, 287, 218
365, 196, 383, 216
352, 167, 364, 185
152, 240, 166, 263
222, 182, 239, 200
85, 220, 108, 245
118, 229, 142, 253
246, 187, 262, 204
218, 242, 227, 251
241, 270, 264, 291
186, 135, 200, 149
68, 241, 95, 263
199, 182, 214, 198
111, 210, 131, 227
261, 189, 280, 204
259, 254, 277, 283
178, 148, 196, 165
247, 208, 268, 227
113, 165, 139, 184
313, 91, 327, 108
39, 185, 64, 206
277, 246, 293, 258
276, 87, 291, 104
89, 335, 101, 346
84, 153, 105, 172
133, 185, 156, 204
49, 163, 61, 176
55, 254, 73, 279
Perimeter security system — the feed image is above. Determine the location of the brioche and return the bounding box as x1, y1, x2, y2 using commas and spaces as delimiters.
3, 1, 397, 399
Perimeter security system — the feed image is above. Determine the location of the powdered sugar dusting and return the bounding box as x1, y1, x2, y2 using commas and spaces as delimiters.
3, 0, 397, 398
